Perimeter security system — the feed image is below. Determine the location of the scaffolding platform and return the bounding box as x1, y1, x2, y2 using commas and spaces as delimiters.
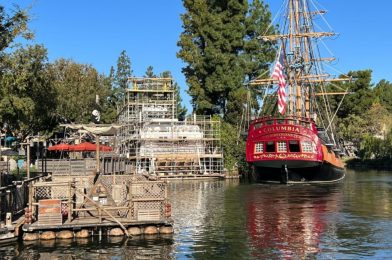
117, 77, 224, 178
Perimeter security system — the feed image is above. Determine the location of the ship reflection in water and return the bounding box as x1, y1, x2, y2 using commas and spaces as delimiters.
246, 184, 342, 258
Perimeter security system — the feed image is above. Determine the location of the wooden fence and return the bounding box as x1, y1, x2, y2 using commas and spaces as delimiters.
37, 158, 133, 176
0, 175, 44, 221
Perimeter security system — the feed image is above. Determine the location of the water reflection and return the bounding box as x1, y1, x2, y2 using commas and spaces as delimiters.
245, 184, 342, 259
344, 170, 392, 218
14, 235, 174, 259
2, 171, 392, 259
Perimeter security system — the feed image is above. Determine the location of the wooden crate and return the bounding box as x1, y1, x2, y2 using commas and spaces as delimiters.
38, 199, 63, 226
137, 209, 161, 221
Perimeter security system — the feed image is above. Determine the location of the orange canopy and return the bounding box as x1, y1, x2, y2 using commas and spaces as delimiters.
68, 142, 113, 152
48, 143, 71, 151
69, 142, 96, 151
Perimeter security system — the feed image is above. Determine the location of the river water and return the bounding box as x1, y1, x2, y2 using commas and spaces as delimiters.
2, 169, 392, 259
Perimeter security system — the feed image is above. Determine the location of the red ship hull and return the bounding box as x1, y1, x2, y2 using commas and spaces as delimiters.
246, 116, 345, 183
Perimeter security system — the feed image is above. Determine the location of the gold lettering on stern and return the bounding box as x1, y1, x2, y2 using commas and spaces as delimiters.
254, 153, 316, 160
261, 126, 301, 134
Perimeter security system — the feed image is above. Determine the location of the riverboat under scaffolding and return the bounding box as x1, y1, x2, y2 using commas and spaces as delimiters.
117, 77, 224, 179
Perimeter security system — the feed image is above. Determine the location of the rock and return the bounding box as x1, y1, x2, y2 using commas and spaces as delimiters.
75, 229, 90, 238
23, 232, 39, 241
159, 226, 174, 234
127, 227, 142, 236
143, 226, 158, 235
56, 230, 74, 239
109, 228, 124, 236
40, 231, 56, 240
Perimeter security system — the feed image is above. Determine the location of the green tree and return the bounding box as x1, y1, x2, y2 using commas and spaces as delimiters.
220, 121, 247, 175
243, 0, 275, 81
0, 5, 33, 53
49, 58, 111, 124
178, 0, 246, 118
178, 0, 274, 125
145, 65, 156, 77
374, 79, 392, 113
113, 50, 132, 104
0, 45, 56, 139
337, 70, 375, 118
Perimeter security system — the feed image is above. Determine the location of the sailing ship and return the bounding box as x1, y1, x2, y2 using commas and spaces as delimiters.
246, 0, 351, 183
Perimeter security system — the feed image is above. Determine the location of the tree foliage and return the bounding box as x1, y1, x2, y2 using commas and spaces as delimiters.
177, 0, 275, 125
0, 5, 33, 53
374, 79, 392, 113
178, 0, 276, 172
112, 50, 132, 107
0, 45, 56, 139
49, 59, 112, 124
332, 70, 374, 119
145, 65, 156, 78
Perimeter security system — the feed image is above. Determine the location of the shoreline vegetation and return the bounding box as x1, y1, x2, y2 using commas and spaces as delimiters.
345, 158, 392, 171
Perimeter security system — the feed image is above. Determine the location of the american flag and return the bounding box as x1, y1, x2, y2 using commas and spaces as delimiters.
272, 54, 286, 114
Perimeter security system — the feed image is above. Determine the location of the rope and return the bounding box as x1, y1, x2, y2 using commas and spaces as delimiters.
326, 86, 350, 132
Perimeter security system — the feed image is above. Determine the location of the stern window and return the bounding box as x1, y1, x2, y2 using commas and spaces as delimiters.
277, 119, 285, 125
289, 141, 300, 152
277, 141, 287, 152
266, 141, 275, 152
302, 141, 315, 153
255, 142, 263, 153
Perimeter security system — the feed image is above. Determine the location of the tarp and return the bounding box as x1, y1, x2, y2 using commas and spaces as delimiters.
100, 145, 113, 152
68, 142, 113, 152
61, 124, 122, 136
48, 143, 71, 151
0, 148, 19, 156
69, 142, 96, 151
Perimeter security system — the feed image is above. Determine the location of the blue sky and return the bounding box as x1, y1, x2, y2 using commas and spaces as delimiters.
3, 0, 392, 112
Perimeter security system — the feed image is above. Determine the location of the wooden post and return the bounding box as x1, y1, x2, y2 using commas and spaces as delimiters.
95, 135, 100, 174
68, 181, 72, 223
26, 143, 30, 179
28, 183, 33, 219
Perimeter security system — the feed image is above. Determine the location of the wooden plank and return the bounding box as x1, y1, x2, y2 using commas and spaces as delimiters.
38, 199, 63, 225
137, 210, 160, 221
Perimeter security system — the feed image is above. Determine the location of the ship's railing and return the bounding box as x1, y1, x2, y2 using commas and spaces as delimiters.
251, 116, 315, 130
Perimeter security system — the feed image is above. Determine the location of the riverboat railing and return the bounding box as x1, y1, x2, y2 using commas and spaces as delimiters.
37, 158, 133, 175
28, 174, 171, 226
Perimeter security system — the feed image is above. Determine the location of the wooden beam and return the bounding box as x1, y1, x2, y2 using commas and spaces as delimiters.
315, 92, 352, 96
260, 32, 335, 41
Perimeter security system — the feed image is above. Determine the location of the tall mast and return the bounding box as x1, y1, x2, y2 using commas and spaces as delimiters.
250, 0, 351, 120
294, 0, 302, 117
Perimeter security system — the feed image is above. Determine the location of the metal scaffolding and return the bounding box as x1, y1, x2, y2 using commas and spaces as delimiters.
117, 77, 224, 177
